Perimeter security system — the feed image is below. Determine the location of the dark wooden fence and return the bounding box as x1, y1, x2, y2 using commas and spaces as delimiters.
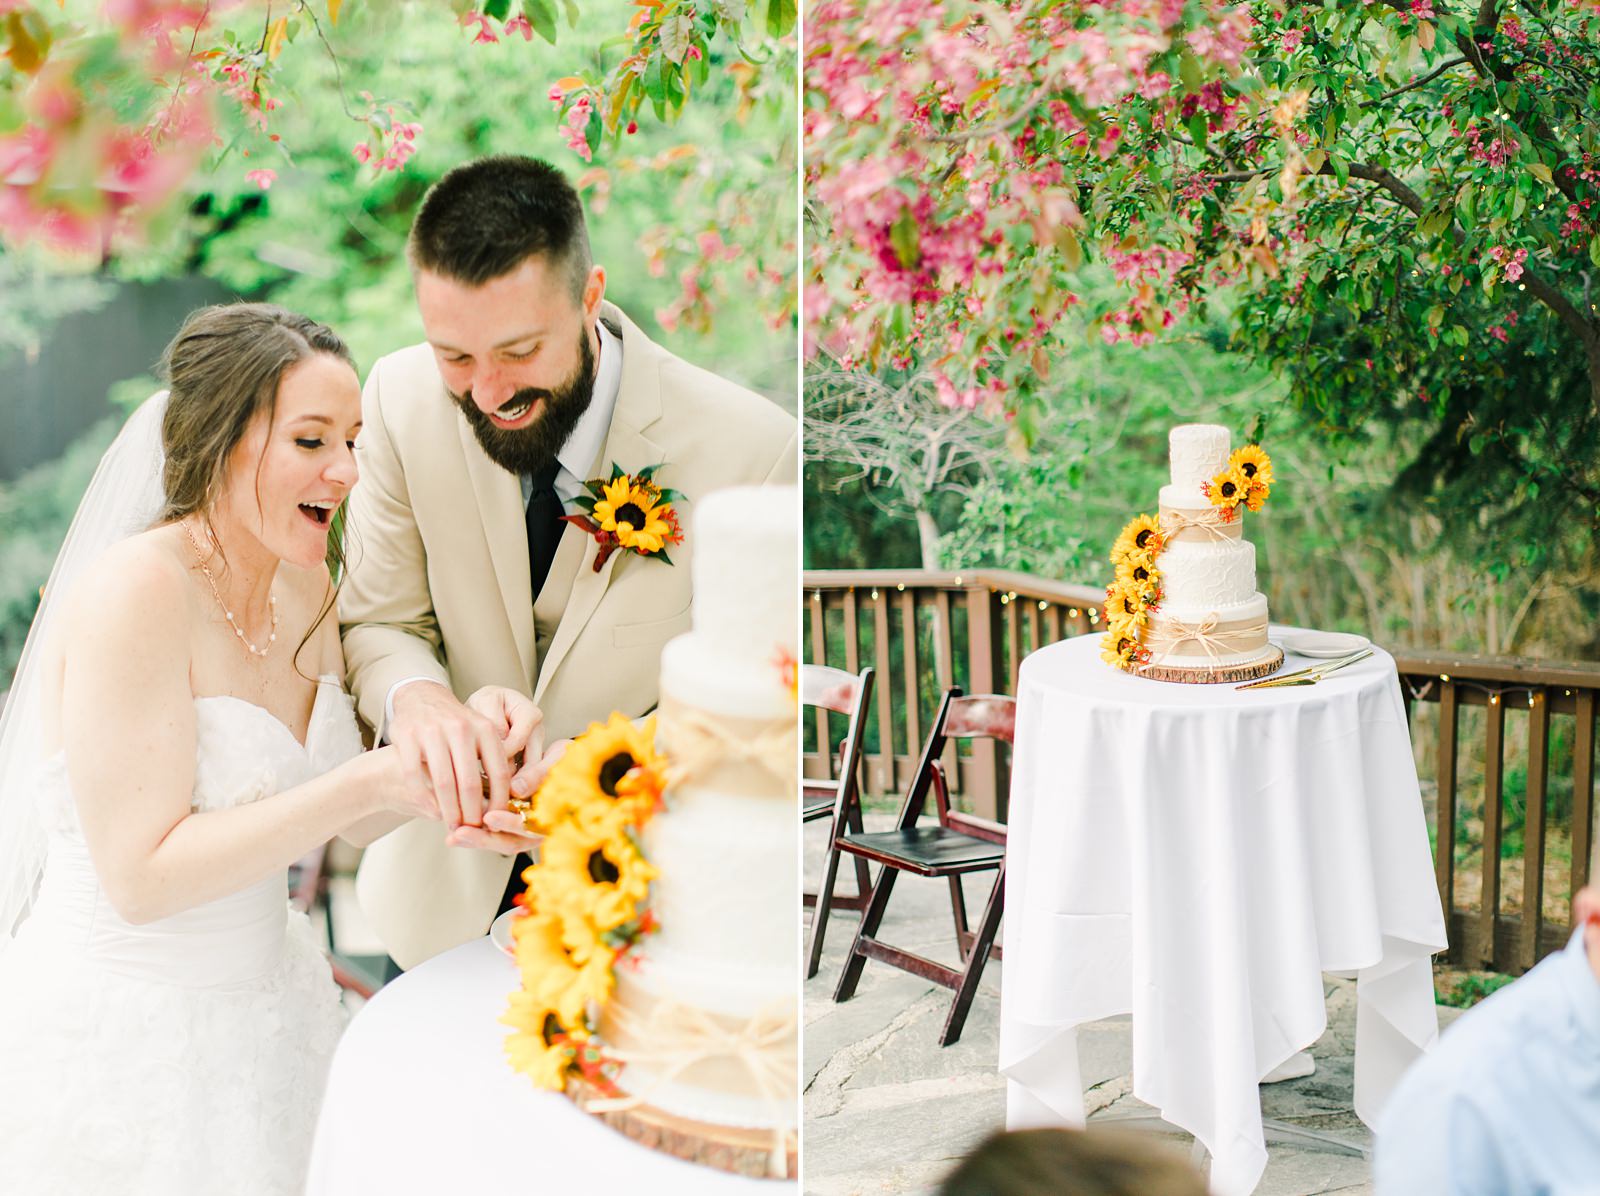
803, 568, 1600, 974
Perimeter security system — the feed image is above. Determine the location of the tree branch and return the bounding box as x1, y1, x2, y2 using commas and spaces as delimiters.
1205, 156, 1600, 407
1374, 55, 1469, 102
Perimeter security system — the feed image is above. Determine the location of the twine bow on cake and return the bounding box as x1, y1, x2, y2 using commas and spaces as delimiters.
1160, 507, 1238, 542
1142, 612, 1269, 668
657, 703, 797, 794
586, 999, 798, 1177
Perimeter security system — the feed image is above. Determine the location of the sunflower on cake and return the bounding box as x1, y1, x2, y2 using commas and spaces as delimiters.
498, 485, 799, 1180
1103, 425, 1282, 684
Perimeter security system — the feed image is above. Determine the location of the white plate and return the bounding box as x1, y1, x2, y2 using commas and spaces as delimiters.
1277, 631, 1371, 658
489, 909, 522, 958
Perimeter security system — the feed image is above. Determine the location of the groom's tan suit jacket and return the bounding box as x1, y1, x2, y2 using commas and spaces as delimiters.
341, 302, 796, 969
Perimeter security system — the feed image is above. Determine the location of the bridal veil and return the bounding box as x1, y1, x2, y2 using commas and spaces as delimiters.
0, 392, 169, 946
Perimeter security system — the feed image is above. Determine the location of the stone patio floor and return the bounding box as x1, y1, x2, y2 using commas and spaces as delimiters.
802, 819, 1463, 1196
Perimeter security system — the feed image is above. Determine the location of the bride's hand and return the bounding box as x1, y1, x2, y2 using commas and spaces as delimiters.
444, 738, 570, 856
464, 686, 544, 804
362, 745, 441, 821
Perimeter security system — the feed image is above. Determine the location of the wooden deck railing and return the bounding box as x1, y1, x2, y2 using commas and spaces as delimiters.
803, 568, 1600, 973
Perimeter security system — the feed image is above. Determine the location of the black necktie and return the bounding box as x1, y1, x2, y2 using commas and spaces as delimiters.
525, 460, 564, 600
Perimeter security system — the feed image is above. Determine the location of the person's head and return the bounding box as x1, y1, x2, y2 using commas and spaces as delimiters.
939, 1128, 1207, 1196
157, 302, 362, 573
407, 155, 606, 477
1575, 885, 1600, 983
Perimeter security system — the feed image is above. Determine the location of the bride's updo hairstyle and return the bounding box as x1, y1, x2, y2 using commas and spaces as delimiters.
156, 302, 359, 672
157, 303, 355, 525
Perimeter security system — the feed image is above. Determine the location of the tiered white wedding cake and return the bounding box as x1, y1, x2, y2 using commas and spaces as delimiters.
598, 484, 799, 1138
1105, 424, 1280, 682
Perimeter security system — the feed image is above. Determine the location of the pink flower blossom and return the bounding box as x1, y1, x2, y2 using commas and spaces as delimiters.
245, 168, 276, 190
504, 15, 533, 41
352, 142, 372, 164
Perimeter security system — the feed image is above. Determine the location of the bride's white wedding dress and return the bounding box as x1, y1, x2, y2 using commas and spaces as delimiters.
0, 675, 363, 1195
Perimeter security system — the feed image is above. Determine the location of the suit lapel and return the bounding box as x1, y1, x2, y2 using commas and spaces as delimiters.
533, 306, 665, 702
457, 416, 535, 684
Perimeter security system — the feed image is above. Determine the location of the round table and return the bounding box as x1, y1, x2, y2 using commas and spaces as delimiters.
998, 631, 1448, 1196
306, 935, 795, 1194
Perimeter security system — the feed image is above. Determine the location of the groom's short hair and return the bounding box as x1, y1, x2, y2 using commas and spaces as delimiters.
408, 155, 593, 300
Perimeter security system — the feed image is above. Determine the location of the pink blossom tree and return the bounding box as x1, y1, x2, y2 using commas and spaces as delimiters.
805, 0, 1600, 438
0, 0, 794, 261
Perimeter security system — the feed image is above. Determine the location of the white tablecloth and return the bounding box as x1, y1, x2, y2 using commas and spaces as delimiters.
999, 632, 1448, 1196
307, 936, 793, 1195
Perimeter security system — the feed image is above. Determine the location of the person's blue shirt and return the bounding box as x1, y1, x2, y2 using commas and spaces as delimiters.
1376, 928, 1600, 1195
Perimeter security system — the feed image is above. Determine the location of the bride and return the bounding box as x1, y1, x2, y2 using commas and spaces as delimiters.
0, 304, 539, 1194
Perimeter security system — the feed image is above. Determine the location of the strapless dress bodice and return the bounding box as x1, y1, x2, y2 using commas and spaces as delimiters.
16, 677, 365, 986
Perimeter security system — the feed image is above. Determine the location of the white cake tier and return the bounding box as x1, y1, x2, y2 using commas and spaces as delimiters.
1156, 537, 1256, 609
1169, 424, 1230, 491
660, 633, 794, 719
636, 782, 796, 1017
1142, 593, 1270, 668
1158, 482, 1211, 510
687, 484, 798, 658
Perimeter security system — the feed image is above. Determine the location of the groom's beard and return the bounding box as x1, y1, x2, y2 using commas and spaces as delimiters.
450, 328, 596, 478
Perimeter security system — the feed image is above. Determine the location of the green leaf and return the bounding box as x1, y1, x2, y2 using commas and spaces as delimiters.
1328, 154, 1350, 187
765, 0, 796, 38
888, 210, 920, 269
525, 0, 558, 42
483, 0, 511, 20
660, 11, 695, 63
654, 550, 675, 567
1591, 234, 1600, 268
1178, 51, 1201, 92
712, 0, 748, 23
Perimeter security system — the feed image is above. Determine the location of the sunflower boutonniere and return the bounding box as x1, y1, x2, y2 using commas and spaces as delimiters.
562, 464, 686, 571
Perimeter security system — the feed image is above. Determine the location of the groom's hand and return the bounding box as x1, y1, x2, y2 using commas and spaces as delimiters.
444, 738, 570, 856
464, 686, 544, 804
388, 681, 509, 830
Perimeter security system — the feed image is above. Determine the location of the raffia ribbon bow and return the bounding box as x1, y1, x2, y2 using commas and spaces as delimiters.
658, 703, 797, 794
1142, 612, 1269, 666
1160, 507, 1238, 542
587, 999, 798, 1177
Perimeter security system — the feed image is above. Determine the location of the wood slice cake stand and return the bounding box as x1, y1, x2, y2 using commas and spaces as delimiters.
566, 1076, 798, 1180
1134, 645, 1284, 685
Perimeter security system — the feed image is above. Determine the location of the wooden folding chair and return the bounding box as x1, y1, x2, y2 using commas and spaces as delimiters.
831, 687, 1014, 1045
802, 664, 875, 979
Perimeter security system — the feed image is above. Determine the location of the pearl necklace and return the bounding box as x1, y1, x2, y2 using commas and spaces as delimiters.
182, 520, 278, 658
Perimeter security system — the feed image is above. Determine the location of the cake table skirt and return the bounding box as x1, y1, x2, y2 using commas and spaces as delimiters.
307, 936, 793, 1195
997, 631, 1448, 1196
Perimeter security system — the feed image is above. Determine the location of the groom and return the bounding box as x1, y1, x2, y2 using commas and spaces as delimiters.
340, 155, 797, 970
